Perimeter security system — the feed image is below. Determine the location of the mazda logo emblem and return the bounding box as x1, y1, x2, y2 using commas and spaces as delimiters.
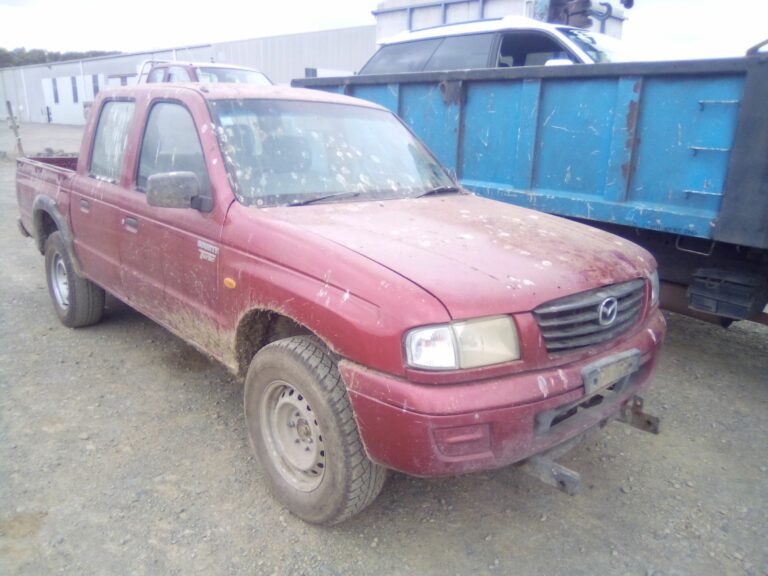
598, 297, 619, 326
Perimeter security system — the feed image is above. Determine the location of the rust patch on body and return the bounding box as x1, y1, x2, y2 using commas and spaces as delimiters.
439, 80, 464, 107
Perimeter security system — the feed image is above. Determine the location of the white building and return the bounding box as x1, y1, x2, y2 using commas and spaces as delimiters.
0, 26, 376, 125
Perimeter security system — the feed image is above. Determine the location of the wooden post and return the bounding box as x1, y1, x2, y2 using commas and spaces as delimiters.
5, 100, 25, 157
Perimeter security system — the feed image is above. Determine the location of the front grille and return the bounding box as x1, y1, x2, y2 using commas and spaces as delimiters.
533, 279, 646, 353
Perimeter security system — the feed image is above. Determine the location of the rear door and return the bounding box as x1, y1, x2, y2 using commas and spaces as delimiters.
70, 99, 136, 292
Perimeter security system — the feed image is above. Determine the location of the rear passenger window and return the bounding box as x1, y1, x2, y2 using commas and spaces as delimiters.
147, 68, 166, 83
167, 67, 191, 82
423, 33, 495, 71
89, 101, 135, 182
359, 38, 442, 74
137, 102, 210, 197
498, 31, 574, 67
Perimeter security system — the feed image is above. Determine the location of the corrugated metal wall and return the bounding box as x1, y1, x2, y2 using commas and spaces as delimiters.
215, 26, 378, 84
0, 26, 376, 125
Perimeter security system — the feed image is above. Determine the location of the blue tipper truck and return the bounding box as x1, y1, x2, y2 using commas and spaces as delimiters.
293, 52, 768, 326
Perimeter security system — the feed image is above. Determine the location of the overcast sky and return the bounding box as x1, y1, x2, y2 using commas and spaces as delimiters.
0, 0, 766, 59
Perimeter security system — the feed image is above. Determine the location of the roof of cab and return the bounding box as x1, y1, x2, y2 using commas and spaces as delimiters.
380, 15, 574, 44
149, 61, 262, 72
95, 83, 386, 110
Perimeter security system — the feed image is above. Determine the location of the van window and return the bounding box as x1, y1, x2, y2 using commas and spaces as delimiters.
423, 33, 495, 71
137, 102, 210, 197
89, 101, 135, 182
359, 38, 442, 75
498, 31, 574, 67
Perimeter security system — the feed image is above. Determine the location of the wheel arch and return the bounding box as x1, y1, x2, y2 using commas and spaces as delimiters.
234, 307, 327, 377
31, 196, 84, 275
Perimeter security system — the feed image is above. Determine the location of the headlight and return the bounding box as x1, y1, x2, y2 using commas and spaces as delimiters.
405, 316, 520, 370
650, 270, 660, 306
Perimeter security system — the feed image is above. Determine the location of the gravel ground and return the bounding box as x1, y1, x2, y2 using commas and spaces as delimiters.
1, 124, 767, 575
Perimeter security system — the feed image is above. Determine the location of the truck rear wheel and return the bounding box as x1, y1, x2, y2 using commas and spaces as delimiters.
44, 231, 105, 328
244, 336, 387, 525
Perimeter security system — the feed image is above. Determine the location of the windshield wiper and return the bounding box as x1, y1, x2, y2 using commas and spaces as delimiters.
415, 186, 462, 198
289, 191, 362, 206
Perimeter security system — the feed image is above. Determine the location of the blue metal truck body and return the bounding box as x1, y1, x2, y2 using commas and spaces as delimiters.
294, 56, 768, 322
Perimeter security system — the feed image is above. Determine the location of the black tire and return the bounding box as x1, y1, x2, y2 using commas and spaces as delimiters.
44, 231, 105, 328
244, 336, 387, 525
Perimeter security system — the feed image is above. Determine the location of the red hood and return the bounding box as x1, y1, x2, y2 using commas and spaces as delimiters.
261, 194, 655, 319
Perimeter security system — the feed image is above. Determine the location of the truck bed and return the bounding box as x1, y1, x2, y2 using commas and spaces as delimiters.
293, 56, 768, 252
16, 156, 78, 234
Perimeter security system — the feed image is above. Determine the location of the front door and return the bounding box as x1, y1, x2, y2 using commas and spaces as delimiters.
124, 99, 225, 346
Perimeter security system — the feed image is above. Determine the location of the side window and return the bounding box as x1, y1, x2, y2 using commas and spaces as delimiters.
147, 68, 166, 83
89, 101, 135, 182
498, 31, 574, 67
359, 38, 442, 74
137, 102, 210, 197
423, 33, 495, 71
167, 66, 191, 82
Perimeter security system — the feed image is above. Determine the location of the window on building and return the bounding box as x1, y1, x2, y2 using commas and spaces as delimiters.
137, 102, 210, 197
89, 101, 135, 182
71, 76, 78, 103
52, 78, 59, 104
92, 74, 100, 97
120, 77, 128, 86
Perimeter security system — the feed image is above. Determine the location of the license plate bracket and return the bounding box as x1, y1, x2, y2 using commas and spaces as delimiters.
581, 349, 641, 395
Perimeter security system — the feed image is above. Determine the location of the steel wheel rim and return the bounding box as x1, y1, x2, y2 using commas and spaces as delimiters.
51, 254, 70, 310
260, 380, 326, 492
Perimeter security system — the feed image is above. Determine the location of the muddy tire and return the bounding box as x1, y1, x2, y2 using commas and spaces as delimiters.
44, 231, 105, 328
244, 336, 387, 525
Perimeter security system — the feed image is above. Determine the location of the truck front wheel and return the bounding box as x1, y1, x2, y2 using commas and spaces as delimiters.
44, 231, 105, 328
244, 336, 387, 525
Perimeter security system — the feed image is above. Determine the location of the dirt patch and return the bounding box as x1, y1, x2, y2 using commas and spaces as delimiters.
0, 512, 47, 539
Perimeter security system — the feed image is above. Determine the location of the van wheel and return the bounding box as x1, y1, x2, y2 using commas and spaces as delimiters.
44, 231, 105, 328
244, 336, 387, 525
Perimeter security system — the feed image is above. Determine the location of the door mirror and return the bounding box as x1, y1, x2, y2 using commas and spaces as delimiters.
545, 58, 575, 67
146, 171, 199, 209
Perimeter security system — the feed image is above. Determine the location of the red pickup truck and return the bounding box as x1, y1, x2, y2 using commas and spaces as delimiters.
16, 84, 666, 525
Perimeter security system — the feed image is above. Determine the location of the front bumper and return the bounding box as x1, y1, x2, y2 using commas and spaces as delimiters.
340, 310, 666, 477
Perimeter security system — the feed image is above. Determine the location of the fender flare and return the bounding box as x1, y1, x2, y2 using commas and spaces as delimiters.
31, 195, 84, 276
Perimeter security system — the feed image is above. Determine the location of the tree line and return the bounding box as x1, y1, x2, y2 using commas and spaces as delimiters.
0, 47, 121, 69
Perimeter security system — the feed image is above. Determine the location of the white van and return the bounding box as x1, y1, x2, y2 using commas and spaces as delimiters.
358, 15, 627, 74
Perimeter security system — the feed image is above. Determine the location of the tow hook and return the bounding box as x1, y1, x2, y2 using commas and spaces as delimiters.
617, 395, 660, 434
520, 456, 582, 495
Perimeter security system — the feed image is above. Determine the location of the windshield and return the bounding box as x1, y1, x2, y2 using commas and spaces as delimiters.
557, 28, 625, 63
210, 99, 455, 207
195, 67, 272, 86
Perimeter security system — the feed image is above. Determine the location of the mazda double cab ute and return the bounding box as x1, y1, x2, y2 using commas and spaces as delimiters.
16, 83, 665, 524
